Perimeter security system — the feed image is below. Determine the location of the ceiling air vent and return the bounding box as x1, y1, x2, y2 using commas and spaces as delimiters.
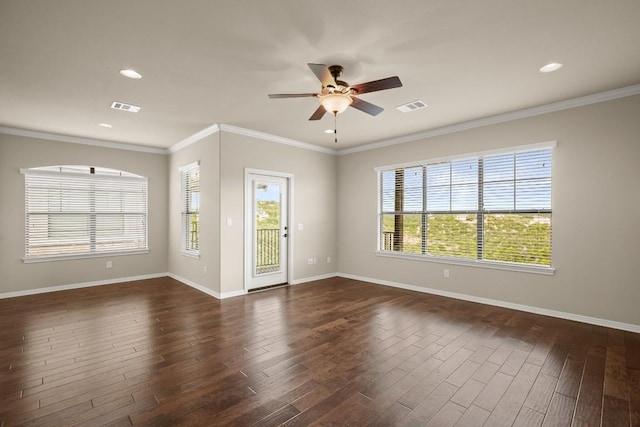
110, 101, 141, 113
396, 100, 428, 113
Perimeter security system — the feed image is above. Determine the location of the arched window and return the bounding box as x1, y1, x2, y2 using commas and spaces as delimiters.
21, 165, 148, 261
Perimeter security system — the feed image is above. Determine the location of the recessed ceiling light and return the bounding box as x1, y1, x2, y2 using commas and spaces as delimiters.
119, 69, 142, 79
324, 129, 334, 134
539, 62, 563, 73
98, 123, 112, 128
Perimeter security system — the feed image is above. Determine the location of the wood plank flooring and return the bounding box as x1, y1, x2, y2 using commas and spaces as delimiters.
1, 276, 639, 426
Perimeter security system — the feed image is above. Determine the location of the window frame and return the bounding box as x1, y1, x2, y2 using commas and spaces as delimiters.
375, 141, 556, 275
21, 165, 149, 263
180, 161, 200, 258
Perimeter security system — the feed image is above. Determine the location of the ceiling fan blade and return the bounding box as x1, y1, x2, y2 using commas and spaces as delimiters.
350, 97, 384, 116
308, 63, 337, 88
351, 76, 402, 94
268, 93, 318, 99
309, 105, 326, 121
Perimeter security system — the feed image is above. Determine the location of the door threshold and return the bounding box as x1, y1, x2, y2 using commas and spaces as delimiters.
248, 283, 289, 293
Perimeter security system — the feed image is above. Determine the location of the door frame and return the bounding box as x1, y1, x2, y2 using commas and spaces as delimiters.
244, 168, 294, 292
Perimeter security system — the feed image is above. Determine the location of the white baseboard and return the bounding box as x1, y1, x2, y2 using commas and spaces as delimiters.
167, 273, 247, 300
0, 273, 169, 299
290, 273, 338, 285
220, 289, 247, 299
337, 272, 640, 334
174, 272, 338, 298
7, 270, 636, 334
167, 273, 221, 299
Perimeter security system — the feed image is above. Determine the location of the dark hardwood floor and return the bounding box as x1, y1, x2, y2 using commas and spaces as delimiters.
0, 276, 638, 426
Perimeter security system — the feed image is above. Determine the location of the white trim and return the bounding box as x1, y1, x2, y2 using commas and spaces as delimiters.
20, 167, 148, 182
220, 289, 248, 299
169, 124, 220, 153
373, 140, 557, 172
167, 273, 220, 299
374, 142, 555, 274
336, 273, 640, 334
23, 250, 150, 264
290, 273, 337, 285
338, 84, 640, 155
375, 251, 555, 276
4, 271, 637, 332
0, 273, 168, 299
3, 85, 639, 157
220, 124, 337, 155
0, 126, 167, 154
180, 160, 201, 257
167, 273, 248, 299
180, 251, 200, 260
179, 160, 200, 172
244, 169, 294, 292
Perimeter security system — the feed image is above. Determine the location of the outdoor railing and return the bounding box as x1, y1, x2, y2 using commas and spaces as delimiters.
257, 228, 280, 274
383, 231, 394, 251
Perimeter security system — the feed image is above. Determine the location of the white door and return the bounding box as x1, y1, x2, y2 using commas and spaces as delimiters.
246, 173, 289, 290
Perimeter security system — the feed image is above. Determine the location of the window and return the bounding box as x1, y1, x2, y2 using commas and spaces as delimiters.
180, 162, 200, 256
22, 165, 148, 261
378, 143, 554, 270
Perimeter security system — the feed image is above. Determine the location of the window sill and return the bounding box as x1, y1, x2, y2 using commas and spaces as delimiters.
23, 250, 150, 263
181, 251, 200, 260
375, 250, 555, 275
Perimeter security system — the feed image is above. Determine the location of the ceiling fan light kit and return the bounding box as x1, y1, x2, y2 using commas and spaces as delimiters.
268, 63, 403, 143
320, 93, 353, 115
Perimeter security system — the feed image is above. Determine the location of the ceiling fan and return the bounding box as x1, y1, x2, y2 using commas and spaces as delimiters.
268, 63, 402, 121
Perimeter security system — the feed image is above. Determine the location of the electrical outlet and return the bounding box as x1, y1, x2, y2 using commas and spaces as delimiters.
444, 269, 449, 278
204, 266, 208, 274
308, 258, 313, 265
106, 261, 113, 269
327, 256, 331, 263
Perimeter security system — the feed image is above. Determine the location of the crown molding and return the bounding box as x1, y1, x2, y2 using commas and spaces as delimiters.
337, 83, 640, 156
168, 123, 220, 153
219, 124, 337, 155
0, 126, 167, 154
168, 123, 337, 156
4, 84, 639, 157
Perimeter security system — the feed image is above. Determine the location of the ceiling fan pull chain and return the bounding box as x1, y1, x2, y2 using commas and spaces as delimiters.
334, 114, 338, 143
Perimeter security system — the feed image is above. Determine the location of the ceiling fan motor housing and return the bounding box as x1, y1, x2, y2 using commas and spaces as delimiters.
328, 65, 344, 79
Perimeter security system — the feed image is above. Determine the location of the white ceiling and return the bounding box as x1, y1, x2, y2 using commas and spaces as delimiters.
1, 0, 640, 151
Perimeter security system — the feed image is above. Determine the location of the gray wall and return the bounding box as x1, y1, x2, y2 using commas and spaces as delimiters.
167, 133, 221, 294
337, 95, 640, 326
218, 131, 337, 294
0, 133, 169, 293
2, 95, 639, 329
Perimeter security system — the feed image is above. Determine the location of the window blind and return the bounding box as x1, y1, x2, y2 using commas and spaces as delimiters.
378, 145, 553, 267
180, 162, 200, 256
22, 166, 148, 261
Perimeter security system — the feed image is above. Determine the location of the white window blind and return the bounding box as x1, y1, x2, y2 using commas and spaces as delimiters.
378, 144, 553, 268
22, 166, 148, 261
180, 162, 200, 256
